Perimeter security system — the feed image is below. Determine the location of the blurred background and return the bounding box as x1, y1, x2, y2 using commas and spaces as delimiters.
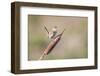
28, 15, 88, 60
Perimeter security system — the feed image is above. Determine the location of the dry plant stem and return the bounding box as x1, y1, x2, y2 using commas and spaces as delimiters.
44, 26, 49, 34
39, 37, 60, 60
39, 53, 45, 60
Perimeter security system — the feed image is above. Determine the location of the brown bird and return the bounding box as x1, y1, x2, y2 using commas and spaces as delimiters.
44, 26, 57, 39
39, 28, 65, 60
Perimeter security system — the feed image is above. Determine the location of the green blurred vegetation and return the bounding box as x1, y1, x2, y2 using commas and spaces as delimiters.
29, 35, 46, 48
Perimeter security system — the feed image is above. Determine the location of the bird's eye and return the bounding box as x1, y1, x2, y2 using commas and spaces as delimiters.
54, 26, 57, 28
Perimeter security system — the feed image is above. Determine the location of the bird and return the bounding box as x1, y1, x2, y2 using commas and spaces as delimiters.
39, 28, 65, 60
44, 26, 57, 39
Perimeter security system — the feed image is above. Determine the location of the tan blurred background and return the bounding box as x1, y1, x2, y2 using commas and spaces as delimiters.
28, 15, 88, 60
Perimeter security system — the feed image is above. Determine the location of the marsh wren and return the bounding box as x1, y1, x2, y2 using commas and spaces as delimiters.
44, 26, 57, 39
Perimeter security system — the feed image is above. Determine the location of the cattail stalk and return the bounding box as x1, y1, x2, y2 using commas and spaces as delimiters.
39, 29, 65, 60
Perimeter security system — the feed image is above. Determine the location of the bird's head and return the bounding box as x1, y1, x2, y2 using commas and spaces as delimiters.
52, 26, 57, 32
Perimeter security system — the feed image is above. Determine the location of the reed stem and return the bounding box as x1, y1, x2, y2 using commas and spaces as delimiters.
38, 53, 45, 60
